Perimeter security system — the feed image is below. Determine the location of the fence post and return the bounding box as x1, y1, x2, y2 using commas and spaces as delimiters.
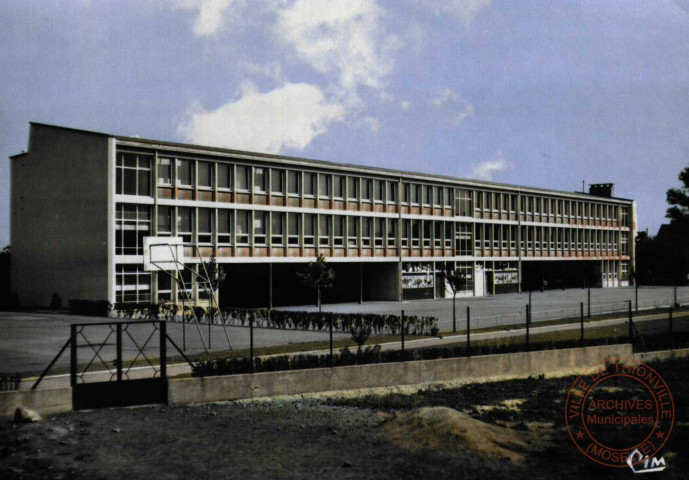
580, 302, 584, 347
587, 288, 591, 319
70, 324, 77, 388
635, 284, 639, 313
249, 317, 254, 374
466, 306, 471, 357
116, 323, 123, 382
674, 286, 678, 308
182, 316, 186, 352
160, 321, 167, 380
401, 310, 405, 360
628, 300, 633, 341
525, 304, 530, 352
208, 312, 211, 349
329, 315, 334, 367
669, 306, 673, 350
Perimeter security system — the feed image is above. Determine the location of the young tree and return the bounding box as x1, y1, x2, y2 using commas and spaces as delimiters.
444, 264, 467, 333
199, 256, 226, 322
297, 254, 335, 313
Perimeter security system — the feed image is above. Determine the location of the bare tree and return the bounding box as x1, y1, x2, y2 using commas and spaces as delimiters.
444, 264, 467, 333
297, 254, 335, 313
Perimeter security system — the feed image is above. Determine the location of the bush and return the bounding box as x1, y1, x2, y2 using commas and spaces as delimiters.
50, 292, 62, 309
192, 332, 689, 378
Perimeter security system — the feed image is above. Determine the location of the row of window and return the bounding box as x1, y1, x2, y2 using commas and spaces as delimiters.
115, 204, 630, 256
116, 153, 630, 226
474, 224, 629, 254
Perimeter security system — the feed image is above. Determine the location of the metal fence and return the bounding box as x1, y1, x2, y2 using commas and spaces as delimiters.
3, 286, 689, 389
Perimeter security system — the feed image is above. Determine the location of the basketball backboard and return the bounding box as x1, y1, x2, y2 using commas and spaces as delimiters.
143, 237, 185, 272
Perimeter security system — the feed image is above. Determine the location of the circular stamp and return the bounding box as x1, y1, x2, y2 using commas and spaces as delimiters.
565, 357, 674, 468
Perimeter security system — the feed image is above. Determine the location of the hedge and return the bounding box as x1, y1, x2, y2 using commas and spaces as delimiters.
111, 303, 439, 336
192, 331, 689, 377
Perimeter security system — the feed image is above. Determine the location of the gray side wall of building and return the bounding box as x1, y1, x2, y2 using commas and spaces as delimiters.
11, 125, 110, 306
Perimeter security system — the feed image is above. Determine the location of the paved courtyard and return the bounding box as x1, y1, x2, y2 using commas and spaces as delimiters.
1, 286, 687, 377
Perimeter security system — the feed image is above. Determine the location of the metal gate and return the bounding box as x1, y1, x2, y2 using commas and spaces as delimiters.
69, 320, 169, 410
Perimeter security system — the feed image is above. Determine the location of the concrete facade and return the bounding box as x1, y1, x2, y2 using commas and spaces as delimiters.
11, 125, 110, 306
10, 122, 636, 307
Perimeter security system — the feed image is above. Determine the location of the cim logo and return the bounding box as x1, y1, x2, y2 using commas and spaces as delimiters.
626, 449, 667, 474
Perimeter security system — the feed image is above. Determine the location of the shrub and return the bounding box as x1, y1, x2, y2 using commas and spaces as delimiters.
50, 292, 62, 309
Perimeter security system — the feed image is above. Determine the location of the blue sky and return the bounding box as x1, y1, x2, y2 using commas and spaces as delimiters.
2, 0, 689, 247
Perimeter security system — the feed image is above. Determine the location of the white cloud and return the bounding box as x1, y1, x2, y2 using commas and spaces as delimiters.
174, 0, 234, 37
433, 88, 459, 106
276, 0, 398, 92
421, 0, 492, 27
468, 151, 509, 180
361, 116, 380, 132
456, 104, 475, 125
177, 83, 345, 153
399, 100, 412, 110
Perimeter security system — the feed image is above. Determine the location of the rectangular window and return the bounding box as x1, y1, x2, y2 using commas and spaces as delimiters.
319, 215, 331, 245
198, 162, 212, 188
435, 186, 443, 207
177, 159, 193, 187
218, 164, 231, 189
288, 213, 300, 245
198, 208, 213, 244
347, 216, 358, 246
236, 166, 249, 191
254, 211, 267, 244
387, 218, 397, 247
361, 179, 372, 201
236, 211, 249, 244
157, 206, 171, 235
456, 189, 472, 216
423, 185, 432, 206
318, 173, 331, 198
288, 171, 301, 195
271, 212, 284, 245
304, 214, 316, 245
115, 204, 151, 255
402, 220, 410, 247
374, 217, 384, 246
374, 180, 383, 202
304, 173, 315, 196
402, 184, 410, 204
271, 169, 284, 194
387, 181, 397, 203
333, 176, 344, 198
362, 217, 372, 246
254, 167, 267, 193
158, 158, 172, 185
218, 210, 232, 244
455, 223, 472, 255
334, 216, 344, 246
177, 207, 192, 243
117, 152, 151, 196
347, 177, 358, 200
410, 184, 419, 204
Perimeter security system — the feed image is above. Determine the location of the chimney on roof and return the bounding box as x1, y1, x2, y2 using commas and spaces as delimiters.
588, 183, 614, 198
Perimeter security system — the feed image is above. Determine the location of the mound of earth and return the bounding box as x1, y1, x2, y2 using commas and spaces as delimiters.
382, 406, 530, 465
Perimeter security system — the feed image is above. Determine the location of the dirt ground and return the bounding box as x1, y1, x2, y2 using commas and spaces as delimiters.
2, 358, 687, 479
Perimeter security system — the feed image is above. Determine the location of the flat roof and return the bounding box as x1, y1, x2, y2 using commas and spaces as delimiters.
25, 122, 633, 203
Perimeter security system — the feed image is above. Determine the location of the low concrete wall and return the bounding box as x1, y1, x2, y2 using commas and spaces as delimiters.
0, 387, 72, 417
634, 347, 689, 363
169, 344, 632, 406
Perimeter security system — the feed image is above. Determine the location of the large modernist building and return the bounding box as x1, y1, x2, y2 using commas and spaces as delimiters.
10, 123, 636, 307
